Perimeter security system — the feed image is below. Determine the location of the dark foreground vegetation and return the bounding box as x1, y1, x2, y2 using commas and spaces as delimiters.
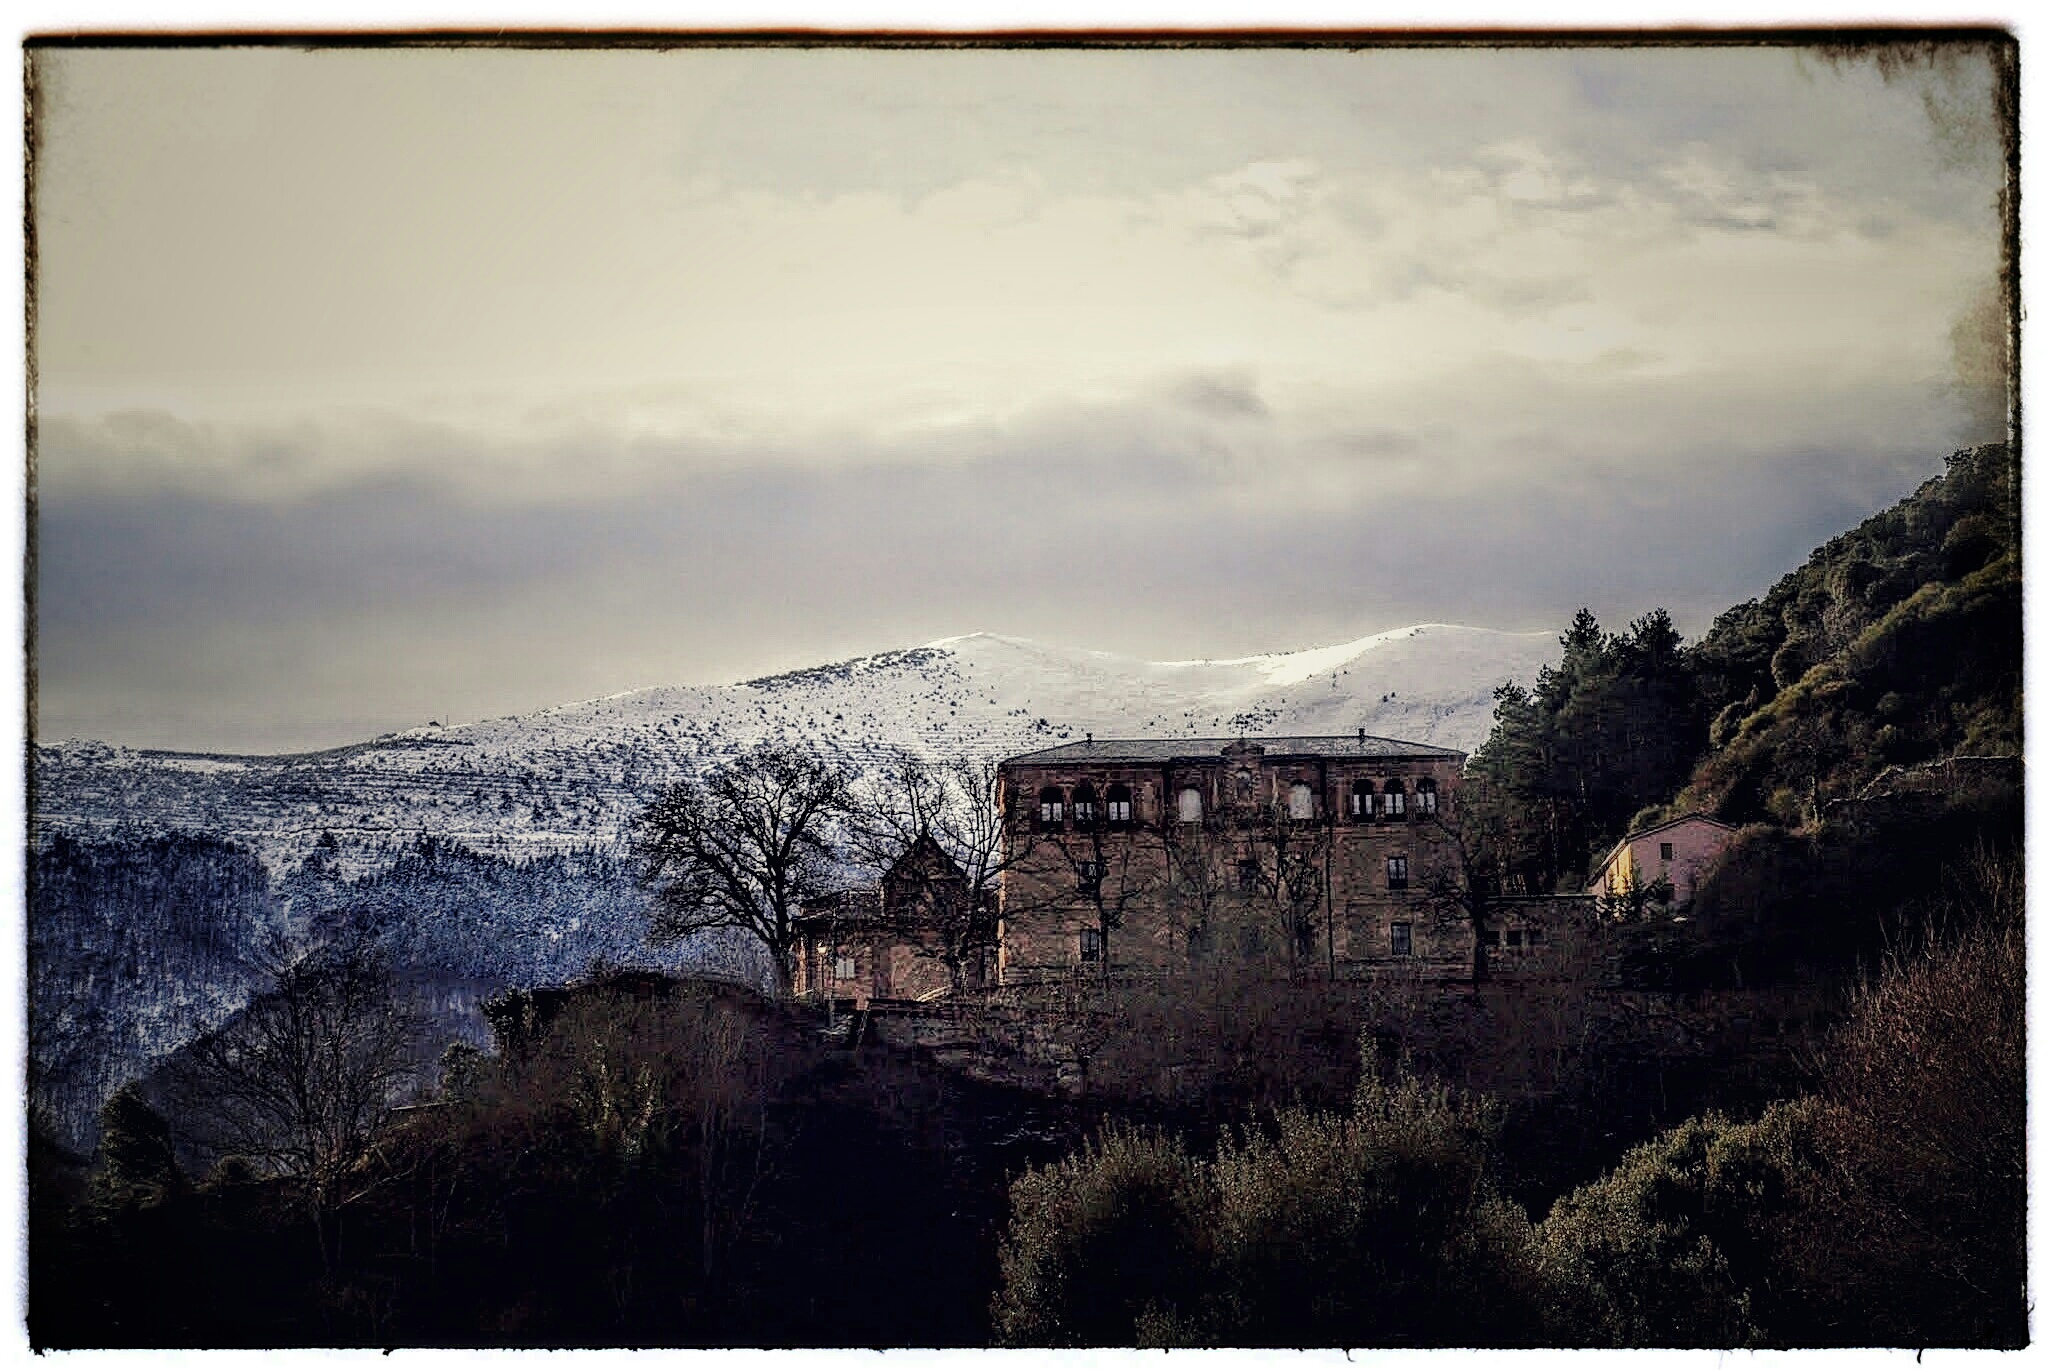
27, 838, 2022, 1347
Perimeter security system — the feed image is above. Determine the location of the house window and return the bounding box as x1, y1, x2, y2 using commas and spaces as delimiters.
1383, 781, 1406, 818
1038, 786, 1066, 829
1235, 769, 1256, 801
1079, 928, 1102, 963
1659, 841, 1675, 861
1505, 929, 1524, 949
1106, 783, 1133, 826
1483, 928, 1502, 948
1387, 855, 1409, 891
1078, 859, 1103, 897
1177, 787, 1204, 823
833, 954, 856, 980
1288, 781, 1315, 820
1527, 927, 1546, 946
1351, 780, 1374, 820
1390, 922, 1413, 958
1416, 779, 1438, 815
1237, 858, 1261, 893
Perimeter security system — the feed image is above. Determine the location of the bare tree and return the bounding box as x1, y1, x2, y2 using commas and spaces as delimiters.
848, 751, 1022, 993
1415, 782, 1509, 981
166, 932, 430, 1269
633, 743, 853, 993
1238, 800, 1332, 977
1158, 814, 1231, 967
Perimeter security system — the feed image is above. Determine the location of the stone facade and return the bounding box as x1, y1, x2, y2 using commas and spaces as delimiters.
995, 734, 1481, 983
792, 834, 988, 1004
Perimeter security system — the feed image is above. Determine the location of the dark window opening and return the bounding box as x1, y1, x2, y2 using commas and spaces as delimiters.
1384, 780, 1406, 818
1506, 929, 1524, 949
1237, 858, 1261, 893
1078, 859, 1103, 897
1387, 855, 1409, 891
1659, 841, 1675, 861
1416, 778, 1438, 815
1079, 928, 1102, 963
1037, 786, 1066, 830
1073, 784, 1098, 827
1390, 922, 1413, 958
1107, 783, 1133, 826
1351, 780, 1374, 820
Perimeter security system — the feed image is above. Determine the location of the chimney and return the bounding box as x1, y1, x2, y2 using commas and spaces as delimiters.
1358, 728, 1365, 744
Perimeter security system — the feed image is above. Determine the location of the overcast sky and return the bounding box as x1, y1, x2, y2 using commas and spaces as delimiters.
30, 41, 2010, 753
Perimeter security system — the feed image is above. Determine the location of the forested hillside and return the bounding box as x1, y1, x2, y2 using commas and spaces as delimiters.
1681, 441, 2019, 822
1465, 442, 2018, 893
29, 830, 755, 1150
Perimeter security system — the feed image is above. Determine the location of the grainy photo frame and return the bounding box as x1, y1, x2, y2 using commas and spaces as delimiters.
18, 26, 2022, 1351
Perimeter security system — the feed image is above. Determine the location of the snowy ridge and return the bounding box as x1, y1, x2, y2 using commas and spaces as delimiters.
33, 624, 1559, 871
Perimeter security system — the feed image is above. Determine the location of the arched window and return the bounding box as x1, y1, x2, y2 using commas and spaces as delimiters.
1288, 781, 1315, 820
1072, 783, 1098, 827
1383, 780, 1406, 818
1177, 787, 1204, 824
1037, 786, 1066, 829
1416, 778, 1438, 815
1351, 779, 1375, 820
1106, 783, 1133, 827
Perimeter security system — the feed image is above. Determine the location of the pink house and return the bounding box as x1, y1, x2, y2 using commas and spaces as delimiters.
1590, 813, 1737, 913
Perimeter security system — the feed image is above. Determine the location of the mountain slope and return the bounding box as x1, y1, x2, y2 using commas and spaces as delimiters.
34, 623, 1559, 872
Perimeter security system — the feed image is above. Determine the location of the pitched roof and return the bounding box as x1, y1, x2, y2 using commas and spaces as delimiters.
1002, 734, 1464, 766
1591, 812, 1740, 880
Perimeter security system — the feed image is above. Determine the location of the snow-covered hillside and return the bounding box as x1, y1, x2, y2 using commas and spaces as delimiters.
33, 624, 1558, 870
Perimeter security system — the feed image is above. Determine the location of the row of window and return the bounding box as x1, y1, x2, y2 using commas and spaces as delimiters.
1035, 778, 1440, 827
1072, 919, 1543, 964
1038, 783, 1134, 827
1389, 921, 1543, 957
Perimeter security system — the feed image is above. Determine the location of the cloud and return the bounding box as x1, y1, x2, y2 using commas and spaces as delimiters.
28, 43, 2011, 750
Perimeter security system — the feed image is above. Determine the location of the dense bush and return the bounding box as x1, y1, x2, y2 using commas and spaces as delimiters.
1533, 1101, 1822, 1346
994, 1052, 1544, 1347
991, 1128, 1214, 1346
1790, 861, 2026, 1346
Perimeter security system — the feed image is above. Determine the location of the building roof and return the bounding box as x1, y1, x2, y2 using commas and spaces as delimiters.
1002, 733, 1465, 765
1591, 811, 1740, 881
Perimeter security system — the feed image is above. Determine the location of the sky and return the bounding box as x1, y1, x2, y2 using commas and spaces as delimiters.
28, 39, 2012, 754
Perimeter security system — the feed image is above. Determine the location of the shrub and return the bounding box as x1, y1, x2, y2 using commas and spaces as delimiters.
1534, 1100, 1822, 1346
1208, 1069, 1539, 1346
993, 1054, 1546, 1347
991, 1127, 1213, 1346
1791, 860, 2025, 1347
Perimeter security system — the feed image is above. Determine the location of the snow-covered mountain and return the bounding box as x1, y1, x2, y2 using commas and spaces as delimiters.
34, 624, 1559, 870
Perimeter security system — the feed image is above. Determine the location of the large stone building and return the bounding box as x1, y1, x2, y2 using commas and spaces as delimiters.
995, 733, 1519, 983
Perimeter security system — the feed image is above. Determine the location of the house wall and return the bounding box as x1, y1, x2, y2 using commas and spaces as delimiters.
1596, 818, 1734, 907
